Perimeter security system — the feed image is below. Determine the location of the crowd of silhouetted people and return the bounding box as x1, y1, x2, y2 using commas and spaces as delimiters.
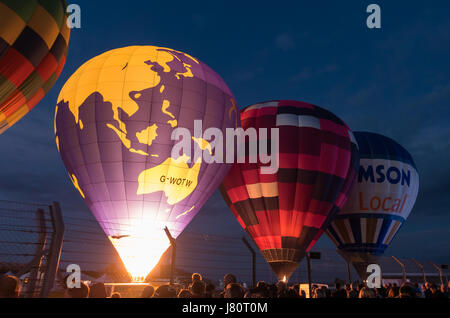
0, 272, 449, 298
308, 281, 449, 299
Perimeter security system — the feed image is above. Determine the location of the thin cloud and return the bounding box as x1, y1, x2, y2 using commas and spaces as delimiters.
291, 64, 340, 82
275, 33, 295, 51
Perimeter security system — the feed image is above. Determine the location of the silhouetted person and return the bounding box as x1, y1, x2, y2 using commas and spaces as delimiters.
256, 281, 266, 288
89, 282, 107, 298
286, 287, 299, 298
332, 282, 347, 298
190, 281, 205, 298
110, 292, 121, 298
191, 273, 202, 284
178, 289, 192, 298
359, 287, 376, 298
312, 288, 326, 298
66, 281, 90, 298
439, 284, 448, 298
268, 284, 278, 298
141, 285, 155, 298
321, 286, 331, 298
344, 284, 350, 294
399, 284, 415, 298
223, 274, 237, 288
219, 274, 237, 298
412, 283, 422, 298
245, 287, 265, 298
248, 282, 268, 298
430, 284, 445, 298
0, 275, 21, 298
423, 282, 432, 298
375, 287, 386, 298
347, 282, 358, 298
387, 286, 400, 298
276, 281, 289, 298
224, 283, 245, 298
153, 284, 176, 298
205, 283, 215, 298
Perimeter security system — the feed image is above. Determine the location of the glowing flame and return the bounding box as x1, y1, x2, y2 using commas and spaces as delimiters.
109, 223, 171, 282
282, 275, 287, 283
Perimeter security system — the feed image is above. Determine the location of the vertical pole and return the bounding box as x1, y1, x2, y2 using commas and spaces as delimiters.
242, 237, 256, 288
164, 227, 176, 285
347, 262, 352, 284
16, 209, 47, 297
412, 258, 427, 284
392, 256, 406, 284
26, 209, 47, 297
431, 263, 444, 286
40, 202, 65, 298
306, 253, 312, 298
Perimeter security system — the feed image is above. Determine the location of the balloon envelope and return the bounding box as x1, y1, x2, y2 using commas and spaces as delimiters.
0, 0, 70, 133
220, 100, 359, 281
55, 46, 238, 280
326, 132, 419, 278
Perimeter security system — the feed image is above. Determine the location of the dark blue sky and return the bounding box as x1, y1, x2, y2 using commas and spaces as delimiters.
1, 0, 449, 267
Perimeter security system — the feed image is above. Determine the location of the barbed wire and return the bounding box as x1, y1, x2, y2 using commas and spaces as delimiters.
0, 240, 44, 246
0, 199, 49, 208
1, 203, 447, 289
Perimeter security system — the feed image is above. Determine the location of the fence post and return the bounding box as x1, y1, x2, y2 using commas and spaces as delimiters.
306, 253, 312, 298
431, 263, 444, 286
412, 258, 427, 284
346, 261, 352, 284
164, 227, 176, 285
16, 208, 47, 297
40, 202, 65, 297
241, 237, 256, 288
25, 209, 47, 297
392, 256, 406, 284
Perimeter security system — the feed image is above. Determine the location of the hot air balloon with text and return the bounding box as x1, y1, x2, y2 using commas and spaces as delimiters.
326, 132, 419, 280
0, 0, 70, 134
220, 100, 359, 281
55, 46, 238, 281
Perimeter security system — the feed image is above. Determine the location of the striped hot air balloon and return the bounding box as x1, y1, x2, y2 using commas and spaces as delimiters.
220, 100, 359, 281
0, 0, 70, 134
326, 132, 419, 279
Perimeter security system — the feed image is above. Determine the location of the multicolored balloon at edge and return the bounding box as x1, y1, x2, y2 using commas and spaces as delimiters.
326, 132, 419, 279
220, 100, 359, 282
0, 0, 70, 134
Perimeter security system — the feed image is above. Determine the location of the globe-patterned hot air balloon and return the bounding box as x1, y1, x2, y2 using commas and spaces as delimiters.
0, 0, 70, 134
220, 100, 359, 281
55, 46, 239, 281
326, 132, 419, 279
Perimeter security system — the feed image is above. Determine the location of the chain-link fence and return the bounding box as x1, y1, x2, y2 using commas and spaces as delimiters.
1, 203, 448, 297
0, 200, 64, 297
56, 213, 449, 288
